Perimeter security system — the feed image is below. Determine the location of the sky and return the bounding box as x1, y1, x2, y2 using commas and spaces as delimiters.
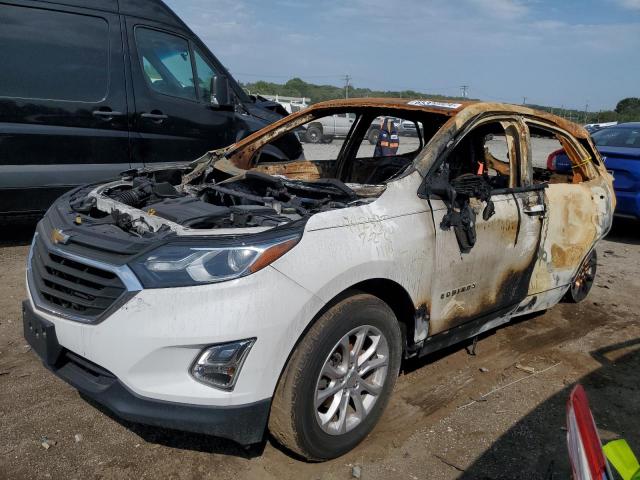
163, 0, 640, 111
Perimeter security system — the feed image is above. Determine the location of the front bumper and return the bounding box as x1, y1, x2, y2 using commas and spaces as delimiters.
23, 300, 270, 444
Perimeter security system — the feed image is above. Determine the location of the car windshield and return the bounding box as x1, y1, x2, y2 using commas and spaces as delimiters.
592, 126, 640, 148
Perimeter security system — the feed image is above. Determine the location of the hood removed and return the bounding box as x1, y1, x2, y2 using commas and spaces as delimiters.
67, 164, 386, 238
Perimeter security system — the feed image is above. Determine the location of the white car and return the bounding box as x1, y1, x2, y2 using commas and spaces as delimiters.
24, 98, 614, 460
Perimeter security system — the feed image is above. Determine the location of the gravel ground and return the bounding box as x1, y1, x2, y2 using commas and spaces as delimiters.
1, 217, 638, 479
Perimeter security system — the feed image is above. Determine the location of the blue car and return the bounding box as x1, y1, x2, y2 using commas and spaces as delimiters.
549, 123, 640, 219
592, 123, 640, 219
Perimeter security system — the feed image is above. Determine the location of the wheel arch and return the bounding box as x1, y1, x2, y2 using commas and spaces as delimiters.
270, 278, 419, 401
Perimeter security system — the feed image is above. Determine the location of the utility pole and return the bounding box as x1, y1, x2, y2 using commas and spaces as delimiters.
460, 85, 468, 98
522, 96, 527, 105
584, 101, 589, 124
343, 74, 351, 99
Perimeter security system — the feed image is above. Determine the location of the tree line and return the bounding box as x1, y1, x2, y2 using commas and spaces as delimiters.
242, 78, 640, 124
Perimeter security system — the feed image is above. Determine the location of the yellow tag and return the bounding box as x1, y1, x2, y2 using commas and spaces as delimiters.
147, 208, 156, 216
74, 215, 82, 225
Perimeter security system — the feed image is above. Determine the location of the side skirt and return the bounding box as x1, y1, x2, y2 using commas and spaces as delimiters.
416, 304, 518, 358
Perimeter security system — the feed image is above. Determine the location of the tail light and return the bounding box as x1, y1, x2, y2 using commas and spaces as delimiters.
566, 385, 612, 480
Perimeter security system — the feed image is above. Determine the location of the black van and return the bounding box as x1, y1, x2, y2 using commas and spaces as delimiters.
0, 0, 294, 219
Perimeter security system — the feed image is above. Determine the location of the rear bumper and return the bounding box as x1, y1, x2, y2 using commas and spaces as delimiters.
23, 300, 270, 445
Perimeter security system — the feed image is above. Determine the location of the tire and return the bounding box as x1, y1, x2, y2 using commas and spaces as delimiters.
305, 125, 323, 143
269, 293, 402, 460
564, 250, 597, 303
320, 135, 334, 144
368, 128, 380, 145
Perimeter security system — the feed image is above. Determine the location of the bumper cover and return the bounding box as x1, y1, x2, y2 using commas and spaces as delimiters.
23, 300, 270, 445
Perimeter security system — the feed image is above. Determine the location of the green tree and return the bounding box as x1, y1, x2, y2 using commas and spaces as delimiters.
615, 97, 640, 115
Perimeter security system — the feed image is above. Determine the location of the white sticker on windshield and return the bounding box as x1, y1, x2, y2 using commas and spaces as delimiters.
407, 100, 462, 109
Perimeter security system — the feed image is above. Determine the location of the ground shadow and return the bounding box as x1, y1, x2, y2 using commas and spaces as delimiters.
459, 338, 640, 479
606, 217, 640, 246
80, 394, 267, 460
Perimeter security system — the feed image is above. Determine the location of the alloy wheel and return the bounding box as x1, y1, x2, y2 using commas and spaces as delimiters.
314, 325, 389, 435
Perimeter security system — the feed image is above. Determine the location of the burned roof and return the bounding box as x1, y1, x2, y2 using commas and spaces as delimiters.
236, 97, 589, 147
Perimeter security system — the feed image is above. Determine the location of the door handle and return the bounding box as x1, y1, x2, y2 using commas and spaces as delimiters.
141, 111, 168, 123
523, 204, 545, 216
92, 109, 125, 119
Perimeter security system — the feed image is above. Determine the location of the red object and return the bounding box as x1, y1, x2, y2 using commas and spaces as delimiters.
547, 148, 565, 171
566, 385, 608, 480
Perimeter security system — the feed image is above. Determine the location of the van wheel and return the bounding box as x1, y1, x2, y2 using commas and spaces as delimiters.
269, 293, 402, 460
564, 250, 597, 303
305, 125, 323, 143
368, 128, 380, 145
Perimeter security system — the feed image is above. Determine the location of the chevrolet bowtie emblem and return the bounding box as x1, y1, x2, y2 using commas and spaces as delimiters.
51, 228, 70, 245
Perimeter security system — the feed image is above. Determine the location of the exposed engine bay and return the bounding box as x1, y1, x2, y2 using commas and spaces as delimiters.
67, 163, 386, 237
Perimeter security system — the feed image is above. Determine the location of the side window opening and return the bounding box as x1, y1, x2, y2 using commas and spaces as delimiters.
228, 110, 444, 185
424, 121, 521, 253
438, 121, 518, 190
527, 124, 590, 184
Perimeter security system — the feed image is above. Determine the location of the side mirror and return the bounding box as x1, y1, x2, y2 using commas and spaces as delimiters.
210, 75, 232, 107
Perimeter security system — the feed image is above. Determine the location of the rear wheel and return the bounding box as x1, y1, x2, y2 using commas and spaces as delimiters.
269, 293, 402, 460
305, 125, 323, 143
564, 250, 597, 303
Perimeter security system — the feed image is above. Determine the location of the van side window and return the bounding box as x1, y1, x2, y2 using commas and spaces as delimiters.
136, 28, 196, 101
193, 48, 217, 103
0, 5, 109, 102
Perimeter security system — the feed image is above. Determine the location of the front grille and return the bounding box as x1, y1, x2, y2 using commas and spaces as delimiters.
29, 236, 126, 320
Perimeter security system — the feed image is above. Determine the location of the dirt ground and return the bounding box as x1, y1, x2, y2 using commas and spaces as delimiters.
1, 218, 639, 480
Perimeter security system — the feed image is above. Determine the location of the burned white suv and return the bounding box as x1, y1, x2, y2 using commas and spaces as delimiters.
24, 98, 614, 460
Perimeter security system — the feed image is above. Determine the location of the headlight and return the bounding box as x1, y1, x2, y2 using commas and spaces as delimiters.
191, 339, 255, 390
130, 234, 299, 288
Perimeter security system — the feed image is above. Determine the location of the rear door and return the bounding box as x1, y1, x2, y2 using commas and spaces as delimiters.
0, 1, 128, 215
525, 121, 605, 294
125, 19, 237, 167
426, 119, 544, 334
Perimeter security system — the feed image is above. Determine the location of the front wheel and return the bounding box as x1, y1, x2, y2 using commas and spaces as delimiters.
269, 293, 402, 460
564, 250, 597, 303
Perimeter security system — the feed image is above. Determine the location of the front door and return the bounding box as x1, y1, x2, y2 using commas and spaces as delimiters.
126, 20, 238, 167
426, 119, 543, 334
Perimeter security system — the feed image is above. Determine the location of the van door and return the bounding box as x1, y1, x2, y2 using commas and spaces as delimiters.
426, 119, 543, 335
126, 20, 238, 167
0, 2, 129, 216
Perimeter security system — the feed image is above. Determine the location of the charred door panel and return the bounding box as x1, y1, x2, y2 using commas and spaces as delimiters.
528, 181, 600, 294
428, 191, 541, 334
